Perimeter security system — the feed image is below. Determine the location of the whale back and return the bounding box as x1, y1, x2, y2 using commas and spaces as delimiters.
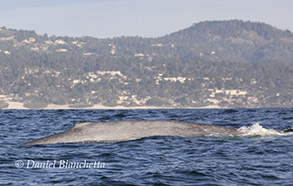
23, 120, 241, 145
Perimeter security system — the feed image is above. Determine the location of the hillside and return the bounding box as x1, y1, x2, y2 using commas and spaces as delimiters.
0, 20, 292, 108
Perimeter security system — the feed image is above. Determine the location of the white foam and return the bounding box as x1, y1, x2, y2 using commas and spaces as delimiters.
237, 123, 293, 136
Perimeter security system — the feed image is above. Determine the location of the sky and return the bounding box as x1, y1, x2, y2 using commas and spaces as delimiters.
0, 0, 292, 38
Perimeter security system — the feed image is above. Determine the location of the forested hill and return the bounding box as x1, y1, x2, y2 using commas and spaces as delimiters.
164, 20, 293, 63
0, 20, 292, 108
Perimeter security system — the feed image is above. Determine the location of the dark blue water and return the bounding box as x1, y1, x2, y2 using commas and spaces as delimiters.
0, 109, 293, 185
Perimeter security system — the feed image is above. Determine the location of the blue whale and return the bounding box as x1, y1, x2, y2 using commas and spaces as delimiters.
23, 120, 243, 145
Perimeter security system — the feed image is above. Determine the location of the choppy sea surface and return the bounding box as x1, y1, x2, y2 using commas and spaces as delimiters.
0, 108, 293, 186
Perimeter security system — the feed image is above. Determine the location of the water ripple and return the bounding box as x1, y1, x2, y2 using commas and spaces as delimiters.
0, 109, 293, 185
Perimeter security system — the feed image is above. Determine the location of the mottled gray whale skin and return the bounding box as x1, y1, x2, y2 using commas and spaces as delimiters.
23, 120, 242, 145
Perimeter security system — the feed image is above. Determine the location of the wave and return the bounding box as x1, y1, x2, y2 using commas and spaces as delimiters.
237, 123, 293, 136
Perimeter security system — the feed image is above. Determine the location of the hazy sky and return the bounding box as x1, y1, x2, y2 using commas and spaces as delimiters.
0, 0, 292, 38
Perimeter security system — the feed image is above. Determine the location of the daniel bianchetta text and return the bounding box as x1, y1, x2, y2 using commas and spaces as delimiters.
15, 160, 106, 169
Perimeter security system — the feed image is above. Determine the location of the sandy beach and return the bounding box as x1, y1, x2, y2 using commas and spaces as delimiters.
2, 101, 222, 110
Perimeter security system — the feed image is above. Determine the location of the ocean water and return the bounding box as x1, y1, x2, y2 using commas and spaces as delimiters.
0, 108, 293, 185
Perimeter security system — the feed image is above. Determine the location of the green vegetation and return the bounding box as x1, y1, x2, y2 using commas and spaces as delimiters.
23, 103, 48, 109
0, 101, 9, 109
0, 20, 292, 108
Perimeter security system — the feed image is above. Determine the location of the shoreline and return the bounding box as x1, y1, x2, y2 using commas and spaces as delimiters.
2, 101, 224, 110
